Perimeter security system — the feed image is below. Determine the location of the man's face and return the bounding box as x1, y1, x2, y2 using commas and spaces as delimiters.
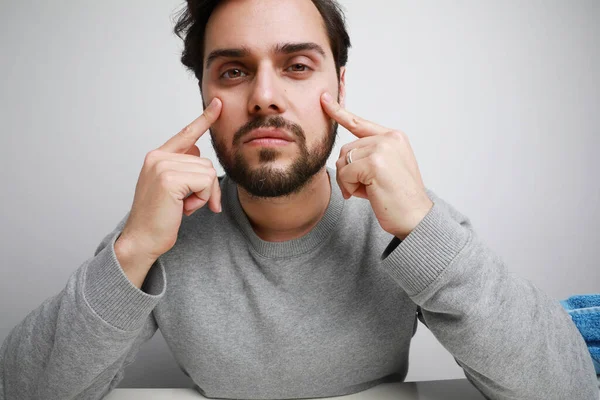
201, 0, 346, 197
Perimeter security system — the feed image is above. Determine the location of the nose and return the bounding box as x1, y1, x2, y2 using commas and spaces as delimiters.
247, 65, 287, 116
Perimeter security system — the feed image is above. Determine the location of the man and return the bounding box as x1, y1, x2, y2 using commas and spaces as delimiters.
0, 0, 597, 399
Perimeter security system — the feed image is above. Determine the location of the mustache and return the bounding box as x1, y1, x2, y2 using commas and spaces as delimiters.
232, 116, 305, 146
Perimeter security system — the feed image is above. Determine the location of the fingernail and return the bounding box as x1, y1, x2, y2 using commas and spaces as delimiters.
207, 98, 219, 110
322, 92, 332, 103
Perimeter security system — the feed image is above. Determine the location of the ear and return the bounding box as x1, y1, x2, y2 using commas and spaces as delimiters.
338, 67, 347, 108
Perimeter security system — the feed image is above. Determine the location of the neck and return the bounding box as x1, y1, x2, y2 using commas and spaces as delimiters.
237, 168, 331, 242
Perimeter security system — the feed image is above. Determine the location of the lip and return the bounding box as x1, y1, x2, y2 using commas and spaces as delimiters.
242, 128, 295, 144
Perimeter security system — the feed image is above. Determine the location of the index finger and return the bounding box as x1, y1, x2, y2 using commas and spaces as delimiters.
159, 97, 222, 154
320, 92, 388, 138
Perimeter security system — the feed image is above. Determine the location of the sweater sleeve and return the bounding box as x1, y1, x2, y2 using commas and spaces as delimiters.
380, 189, 599, 400
0, 212, 167, 400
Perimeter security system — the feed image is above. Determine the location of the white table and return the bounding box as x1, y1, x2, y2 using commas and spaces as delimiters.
105, 379, 488, 399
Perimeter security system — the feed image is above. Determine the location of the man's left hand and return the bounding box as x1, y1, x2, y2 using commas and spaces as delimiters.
321, 92, 434, 240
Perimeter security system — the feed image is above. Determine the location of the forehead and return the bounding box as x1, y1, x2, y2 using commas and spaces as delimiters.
204, 0, 331, 59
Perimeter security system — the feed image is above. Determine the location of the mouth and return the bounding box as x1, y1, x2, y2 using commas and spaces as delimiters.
243, 128, 295, 147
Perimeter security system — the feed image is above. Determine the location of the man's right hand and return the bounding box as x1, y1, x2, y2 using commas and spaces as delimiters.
116, 97, 223, 270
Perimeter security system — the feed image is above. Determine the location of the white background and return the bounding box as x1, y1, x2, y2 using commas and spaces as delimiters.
1, 0, 598, 387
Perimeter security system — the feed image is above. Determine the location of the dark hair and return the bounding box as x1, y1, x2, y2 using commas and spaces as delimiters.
173, 0, 351, 85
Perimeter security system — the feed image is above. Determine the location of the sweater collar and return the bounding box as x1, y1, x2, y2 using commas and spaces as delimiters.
223, 167, 344, 258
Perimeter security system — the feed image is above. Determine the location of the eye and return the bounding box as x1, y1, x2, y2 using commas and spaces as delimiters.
287, 64, 310, 72
220, 68, 248, 79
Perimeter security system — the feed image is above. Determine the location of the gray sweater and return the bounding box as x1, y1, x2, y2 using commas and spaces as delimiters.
0, 170, 597, 400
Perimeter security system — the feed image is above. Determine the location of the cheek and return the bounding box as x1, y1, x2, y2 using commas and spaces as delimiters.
302, 89, 332, 129
295, 100, 331, 148
212, 105, 236, 140
205, 89, 246, 141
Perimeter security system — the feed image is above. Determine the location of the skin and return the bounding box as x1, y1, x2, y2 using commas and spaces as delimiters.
321, 93, 434, 239
199, 0, 433, 241
201, 0, 346, 241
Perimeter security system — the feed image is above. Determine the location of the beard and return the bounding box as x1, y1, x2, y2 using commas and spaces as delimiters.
210, 115, 338, 198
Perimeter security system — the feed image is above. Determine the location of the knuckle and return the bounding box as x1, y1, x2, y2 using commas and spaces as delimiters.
158, 170, 177, 187
387, 130, 405, 141
201, 176, 214, 189
154, 159, 169, 175
202, 187, 213, 199
197, 157, 214, 169
369, 154, 385, 170
204, 158, 215, 169
180, 123, 193, 137
206, 168, 217, 179
374, 141, 386, 152
145, 149, 160, 165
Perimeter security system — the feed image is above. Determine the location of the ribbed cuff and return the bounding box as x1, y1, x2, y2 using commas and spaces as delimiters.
83, 229, 166, 331
381, 202, 470, 297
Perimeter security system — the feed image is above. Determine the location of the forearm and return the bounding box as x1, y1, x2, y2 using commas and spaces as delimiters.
0, 220, 165, 399
381, 192, 598, 399
415, 237, 595, 399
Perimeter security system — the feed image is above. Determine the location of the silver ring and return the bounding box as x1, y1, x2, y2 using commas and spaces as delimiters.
346, 148, 355, 165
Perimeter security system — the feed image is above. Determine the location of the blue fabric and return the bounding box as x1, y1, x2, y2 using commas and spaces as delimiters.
561, 295, 600, 374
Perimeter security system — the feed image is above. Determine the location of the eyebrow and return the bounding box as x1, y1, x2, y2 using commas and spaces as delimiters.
205, 42, 327, 69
